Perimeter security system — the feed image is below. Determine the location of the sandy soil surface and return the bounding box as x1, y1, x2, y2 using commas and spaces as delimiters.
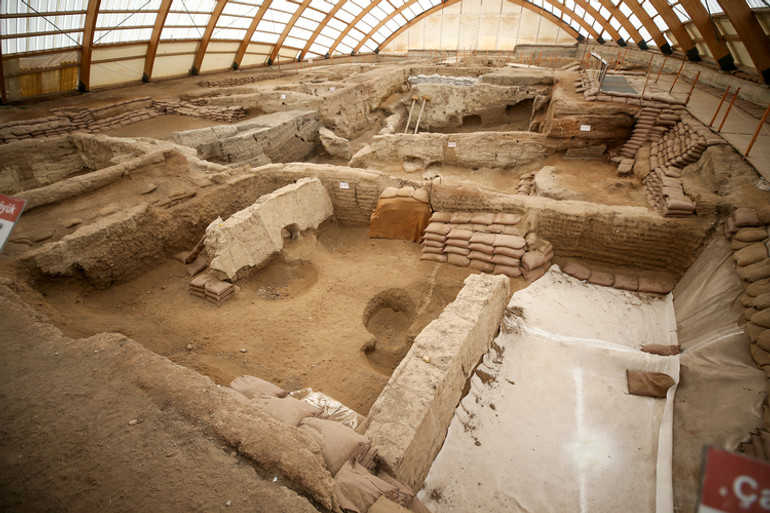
32, 224, 483, 415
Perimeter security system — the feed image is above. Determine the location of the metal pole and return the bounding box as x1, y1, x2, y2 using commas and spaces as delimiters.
685, 71, 700, 105
654, 56, 668, 83
668, 59, 685, 93
709, 86, 731, 127
718, 87, 741, 133
413, 96, 429, 134
744, 103, 770, 159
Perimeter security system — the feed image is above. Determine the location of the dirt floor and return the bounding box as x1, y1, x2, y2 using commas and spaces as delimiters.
31, 223, 500, 415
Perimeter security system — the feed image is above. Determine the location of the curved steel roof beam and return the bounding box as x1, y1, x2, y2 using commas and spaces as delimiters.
191, 0, 229, 74
676, 0, 734, 70
232, 0, 274, 69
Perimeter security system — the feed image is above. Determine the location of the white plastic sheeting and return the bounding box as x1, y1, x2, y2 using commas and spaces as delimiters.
419, 267, 679, 513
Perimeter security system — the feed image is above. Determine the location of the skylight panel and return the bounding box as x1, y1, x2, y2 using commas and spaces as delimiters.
336, 42, 352, 53
336, 9, 356, 23
315, 33, 336, 46
309, 42, 327, 54
385, 18, 400, 32
628, 13, 641, 27
302, 9, 325, 22
327, 17, 347, 31
363, 13, 379, 26
599, 5, 610, 18
289, 25, 313, 39
618, 2, 632, 17
609, 16, 621, 29
161, 26, 204, 39
379, 2, 395, 15
94, 27, 154, 43
284, 35, 306, 48
216, 13, 253, 30
341, 34, 358, 48
552, 6, 562, 18
212, 27, 246, 39
251, 29, 280, 43
652, 14, 668, 31
618, 26, 630, 40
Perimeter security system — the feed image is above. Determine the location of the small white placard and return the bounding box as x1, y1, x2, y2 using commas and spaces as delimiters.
580, 124, 591, 132
448, 142, 457, 148
280, 94, 286, 99
339, 182, 349, 189
330, 86, 336, 91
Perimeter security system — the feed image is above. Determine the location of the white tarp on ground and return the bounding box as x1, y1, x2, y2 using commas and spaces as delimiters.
419, 266, 679, 513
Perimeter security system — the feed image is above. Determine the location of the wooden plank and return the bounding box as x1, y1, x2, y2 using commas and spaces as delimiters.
78, 0, 101, 92
190, 0, 229, 75
233, 0, 273, 68
715, 0, 770, 84
142, 0, 173, 81
677, 0, 735, 70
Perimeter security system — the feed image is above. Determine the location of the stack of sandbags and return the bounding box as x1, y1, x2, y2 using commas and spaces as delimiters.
519, 239, 553, 282
420, 220, 449, 263
370, 185, 431, 242
724, 207, 770, 411
188, 273, 211, 299
516, 173, 534, 195
562, 261, 675, 294
618, 107, 662, 160
643, 166, 696, 216
649, 113, 723, 170
205, 279, 236, 305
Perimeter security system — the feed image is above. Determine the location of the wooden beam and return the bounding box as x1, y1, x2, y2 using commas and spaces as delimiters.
676, 0, 735, 70
298, 0, 346, 61
715, 0, 770, 84
621, 0, 669, 52
143, 0, 173, 81
233, 0, 273, 68
646, 0, 699, 59
572, 0, 621, 43
592, 0, 644, 48
269, 0, 312, 63
328, 1, 380, 56
78, 0, 101, 92
371, 0, 587, 54
191, 0, 229, 75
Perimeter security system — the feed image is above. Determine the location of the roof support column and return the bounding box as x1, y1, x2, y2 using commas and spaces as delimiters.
143, 0, 173, 82
191, 0, 228, 75
78, 0, 101, 92
715, 0, 770, 84
676, 0, 735, 70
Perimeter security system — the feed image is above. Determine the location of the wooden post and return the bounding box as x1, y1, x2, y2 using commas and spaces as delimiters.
744, 103, 770, 159
669, 59, 686, 93
718, 87, 741, 133
654, 56, 668, 83
639, 54, 655, 102
617, 48, 629, 69
685, 71, 700, 104
709, 86, 731, 127
537, 51, 543, 66
614, 49, 622, 70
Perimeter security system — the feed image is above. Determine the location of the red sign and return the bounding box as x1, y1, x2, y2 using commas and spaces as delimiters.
0, 193, 27, 253
698, 446, 770, 513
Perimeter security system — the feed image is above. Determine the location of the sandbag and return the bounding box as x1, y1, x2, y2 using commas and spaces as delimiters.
412, 188, 429, 204
445, 238, 470, 249
379, 187, 398, 199
520, 251, 550, 272
753, 293, 770, 310
494, 212, 522, 225
334, 461, 400, 513
638, 276, 675, 294
752, 308, 770, 329
588, 271, 614, 287
250, 395, 322, 426
470, 212, 496, 225
420, 253, 447, 263
613, 274, 639, 292
501, 225, 523, 236
735, 227, 768, 243
627, 370, 675, 398
422, 240, 444, 249
447, 229, 473, 241
445, 246, 470, 256
494, 264, 521, 278
757, 206, 770, 224
521, 266, 547, 283
747, 322, 766, 343
563, 262, 591, 281
492, 234, 526, 249
230, 375, 287, 399
421, 232, 446, 243
738, 258, 770, 283
485, 224, 505, 233
396, 186, 415, 198
449, 212, 472, 224
468, 251, 493, 263
430, 212, 452, 223
757, 330, 770, 352
747, 278, 770, 297
493, 246, 525, 259
734, 243, 768, 267
749, 344, 770, 367
300, 417, 371, 476
733, 208, 761, 227
421, 246, 444, 254
468, 243, 494, 255
424, 222, 451, 235
469, 233, 496, 245
640, 344, 681, 356
447, 254, 470, 267
469, 260, 495, 273
491, 254, 520, 267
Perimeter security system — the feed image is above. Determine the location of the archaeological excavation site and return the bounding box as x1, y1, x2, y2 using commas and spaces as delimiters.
2, 1, 770, 512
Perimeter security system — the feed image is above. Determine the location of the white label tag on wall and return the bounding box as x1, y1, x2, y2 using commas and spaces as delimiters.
339, 182, 349, 189
580, 125, 591, 132
330, 87, 336, 91
280, 94, 286, 99
448, 142, 457, 148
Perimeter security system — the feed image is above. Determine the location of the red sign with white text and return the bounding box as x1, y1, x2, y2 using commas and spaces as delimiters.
0, 193, 27, 253
698, 446, 770, 513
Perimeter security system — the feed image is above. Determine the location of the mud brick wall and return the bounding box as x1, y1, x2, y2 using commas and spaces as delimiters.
363, 273, 510, 491
0, 137, 85, 194
197, 71, 295, 88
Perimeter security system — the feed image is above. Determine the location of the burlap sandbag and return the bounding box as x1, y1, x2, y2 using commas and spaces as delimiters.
449, 212, 473, 224
732, 238, 755, 251
420, 253, 447, 263
563, 262, 591, 281
742, 293, 757, 307
486, 224, 505, 233
521, 251, 550, 272
491, 254, 520, 267
445, 238, 470, 249
613, 274, 639, 292
735, 227, 768, 243
749, 343, 770, 368
640, 344, 681, 356
494, 264, 521, 278
733, 207, 762, 227
468, 243, 494, 255
627, 370, 675, 398
300, 417, 371, 476
445, 246, 470, 256
469, 260, 495, 273
735, 243, 769, 267
757, 206, 770, 224
588, 271, 615, 287
468, 251, 493, 263
469, 233, 496, 245
751, 308, 770, 329
522, 266, 547, 283
492, 234, 526, 250
757, 330, 770, 352
501, 225, 523, 236
447, 228, 473, 241
747, 278, 770, 297
424, 222, 451, 235
447, 254, 470, 267
230, 375, 287, 399
334, 461, 399, 513
430, 212, 452, 223
638, 276, 675, 294
470, 212, 496, 225
494, 212, 522, 225
493, 246, 525, 258
746, 308, 760, 322
421, 246, 444, 254
738, 258, 770, 283
747, 322, 766, 343
251, 395, 322, 426
422, 232, 446, 243
753, 293, 770, 310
